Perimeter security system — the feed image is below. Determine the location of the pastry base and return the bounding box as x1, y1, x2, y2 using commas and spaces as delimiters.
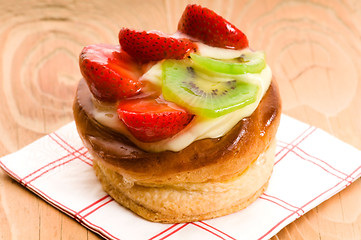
92, 139, 275, 223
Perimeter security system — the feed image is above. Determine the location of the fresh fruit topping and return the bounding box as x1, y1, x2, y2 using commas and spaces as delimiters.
162, 60, 259, 118
79, 44, 142, 102
118, 28, 197, 62
190, 51, 266, 75
117, 98, 194, 142
178, 4, 248, 49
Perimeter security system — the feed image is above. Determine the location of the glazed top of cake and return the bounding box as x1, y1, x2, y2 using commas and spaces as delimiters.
78, 4, 273, 152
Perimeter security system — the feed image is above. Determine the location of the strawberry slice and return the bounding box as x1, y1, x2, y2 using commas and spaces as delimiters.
178, 4, 249, 49
79, 44, 142, 102
118, 28, 196, 62
117, 98, 193, 142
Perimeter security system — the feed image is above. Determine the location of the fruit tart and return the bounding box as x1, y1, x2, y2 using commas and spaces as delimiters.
73, 4, 281, 223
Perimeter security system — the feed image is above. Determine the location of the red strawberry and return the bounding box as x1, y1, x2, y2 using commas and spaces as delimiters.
118, 28, 197, 62
178, 4, 249, 49
117, 98, 193, 142
79, 44, 142, 102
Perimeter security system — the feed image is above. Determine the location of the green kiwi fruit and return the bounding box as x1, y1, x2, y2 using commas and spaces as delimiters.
162, 60, 259, 118
190, 51, 266, 75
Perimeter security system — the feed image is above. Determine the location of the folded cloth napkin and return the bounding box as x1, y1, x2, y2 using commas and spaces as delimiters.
1, 114, 361, 240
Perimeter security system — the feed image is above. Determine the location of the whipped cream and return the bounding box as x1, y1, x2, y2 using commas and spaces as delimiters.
91, 44, 272, 152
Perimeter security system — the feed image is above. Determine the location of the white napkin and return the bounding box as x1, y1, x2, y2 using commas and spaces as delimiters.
1, 114, 361, 240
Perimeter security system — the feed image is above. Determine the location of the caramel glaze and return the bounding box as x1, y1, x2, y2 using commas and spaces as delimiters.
73, 78, 282, 185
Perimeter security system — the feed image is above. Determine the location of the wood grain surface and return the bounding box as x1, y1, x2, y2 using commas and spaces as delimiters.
0, 0, 360, 239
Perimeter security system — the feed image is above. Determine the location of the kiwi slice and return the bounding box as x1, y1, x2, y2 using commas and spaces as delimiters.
162, 60, 259, 118
190, 51, 266, 75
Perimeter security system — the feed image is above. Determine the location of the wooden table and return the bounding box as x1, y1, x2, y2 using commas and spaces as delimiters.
0, 0, 360, 239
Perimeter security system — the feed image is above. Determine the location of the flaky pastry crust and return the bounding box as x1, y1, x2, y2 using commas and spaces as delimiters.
73, 78, 281, 222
